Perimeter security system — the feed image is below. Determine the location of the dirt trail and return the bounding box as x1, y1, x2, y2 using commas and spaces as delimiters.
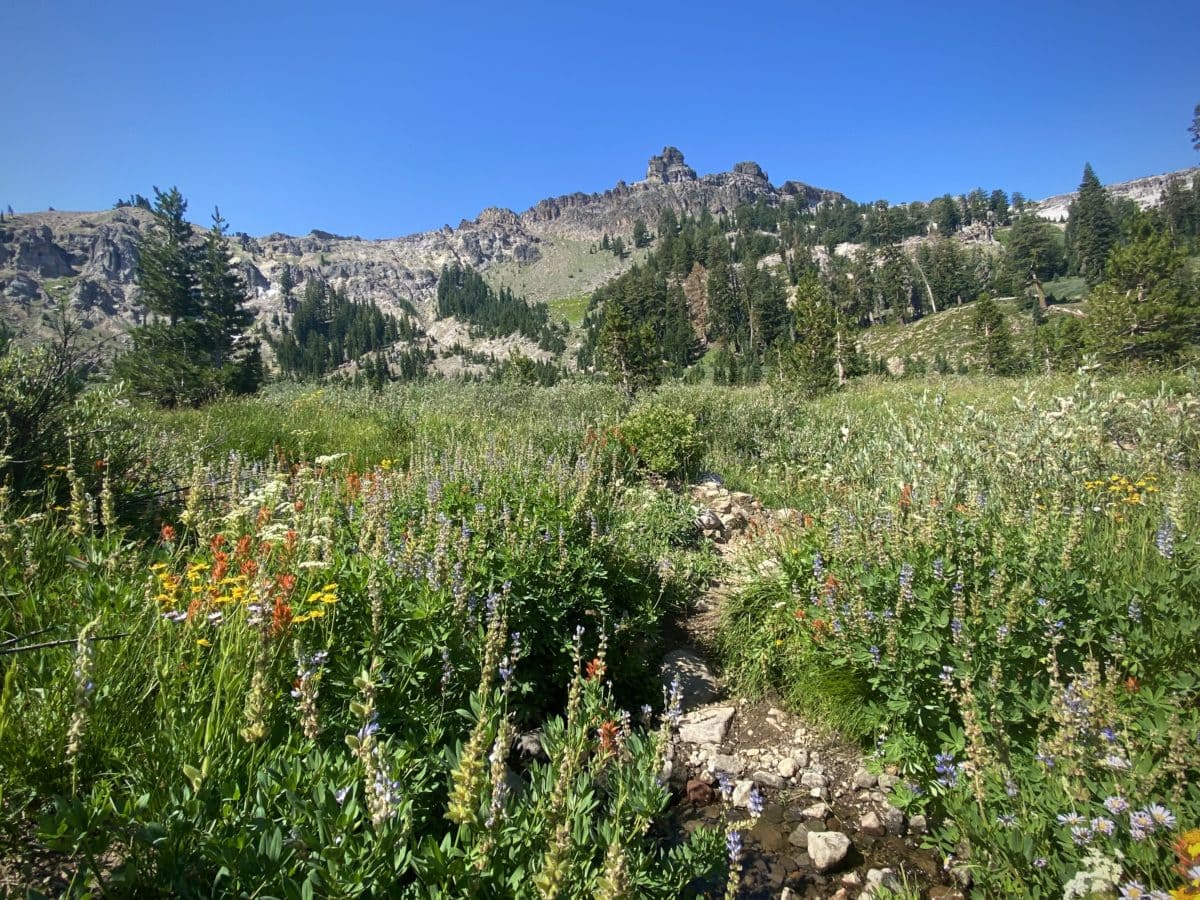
662, 480, 961, 900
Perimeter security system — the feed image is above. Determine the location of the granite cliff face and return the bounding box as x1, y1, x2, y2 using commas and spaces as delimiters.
0, 147, 833, 346
1035, 166, 1200, 221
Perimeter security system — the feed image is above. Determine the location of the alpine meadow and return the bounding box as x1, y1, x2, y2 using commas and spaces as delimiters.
2, 5, 1200, 898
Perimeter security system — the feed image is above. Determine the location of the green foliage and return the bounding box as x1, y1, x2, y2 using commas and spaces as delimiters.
436, 263, 566, 352
711, 377, 1200, 897
617, 401, 707, 479
1086, 217, 1200, 366
272, 276, 417, 380
115, 191, 262, 407
970, 294, 1023, 374
1066, 164, 1120, 285
0, 380, 724, 895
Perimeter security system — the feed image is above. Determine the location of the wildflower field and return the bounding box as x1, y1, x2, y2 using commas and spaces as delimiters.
1, 374, 1199, 898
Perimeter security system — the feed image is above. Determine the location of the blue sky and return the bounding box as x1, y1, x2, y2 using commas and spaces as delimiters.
3, 0, 1198, 238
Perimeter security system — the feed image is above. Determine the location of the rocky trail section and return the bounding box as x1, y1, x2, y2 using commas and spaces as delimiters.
660, 479, 961, 899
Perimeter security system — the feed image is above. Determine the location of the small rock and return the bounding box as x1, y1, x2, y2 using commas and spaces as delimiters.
802, 801, 831, 820
709, 753, 743, 776
852, 768, 878, 789
877, 773, 900, 791
883, 804, 905, 835
752, 770, 785, 789
731, 491, 755, 506
951, 866, 973, 889
800, 772, 827, 789
780, 889, 796, 900
661, 650, 722, 711
777, 757, 798, 779
790, 748, 809, 767
686, 779, 714, 806
909, 813, 928, 835
865, 867, 902, 894
731, 779, 754, 808
787, 824, 810, 847
830, 889, 849, 900
659, 759, 673, 783
792, 728, 807, 744
677, 706, 735, 745
807, 830, 851, 873
840, 871, 863, 888
750, 817, 787, 853
860, 810, 886, 837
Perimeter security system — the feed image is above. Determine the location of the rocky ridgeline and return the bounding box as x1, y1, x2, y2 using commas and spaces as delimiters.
661, 480, 961, 899
0, 148, 837, 348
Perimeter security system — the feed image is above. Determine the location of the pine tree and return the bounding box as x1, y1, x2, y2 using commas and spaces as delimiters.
632, 218, 649, 248
784, 272, 838, 394
1086, 216, 1199, 365
1065, 164, 1119, 285
116, 191, 261, 405
970, 295, 1021, 374
136, 187, 199, 325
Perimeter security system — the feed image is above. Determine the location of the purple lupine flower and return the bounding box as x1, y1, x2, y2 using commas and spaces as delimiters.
933, 557, 944, 579
812, 552, 824, 581
950, 618, 963, 636
898, 562, 914, 604
869, 645, 881, 666
1004, 779, 1018, 798
1128, 599, 1143, 623
1033, 857, 1048, 869
726, 829, 743, 863
996, 624, 1010, 640
1099, 726, 1118, 743
1156, 518, 1175, 559
717, 773, 734, 801
934, 752, 959, 787
939, 665, 955, 686
334, 786, 350, 805
748, 786, 764, 818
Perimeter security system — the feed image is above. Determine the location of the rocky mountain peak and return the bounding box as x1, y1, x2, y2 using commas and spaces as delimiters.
732, 161, 768, 181
646, 146, 698, 184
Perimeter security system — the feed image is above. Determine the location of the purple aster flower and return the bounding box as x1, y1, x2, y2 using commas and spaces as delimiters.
1146, 804, 1175, 829
996, 813, 1017, 827
1119, 881, 1149, 900
1033, 857, 1048, 869
1070, 825, 1093, 845
1099, 726, 1117, 743
1104, 796, 1130, 816
1091, 817, 1115, 836
1056, 812, 1086, 828
1129, 809, 1154, 833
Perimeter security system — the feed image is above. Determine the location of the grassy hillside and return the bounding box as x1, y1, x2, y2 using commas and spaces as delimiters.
484, 236, 650, 307
856, 296, 1086, 367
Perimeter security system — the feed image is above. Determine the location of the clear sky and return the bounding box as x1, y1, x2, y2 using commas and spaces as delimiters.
3, 0, 1198, 238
